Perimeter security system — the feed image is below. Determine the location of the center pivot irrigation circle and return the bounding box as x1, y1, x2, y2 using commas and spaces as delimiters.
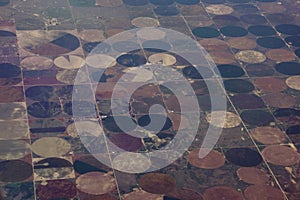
72, 27, 227, 173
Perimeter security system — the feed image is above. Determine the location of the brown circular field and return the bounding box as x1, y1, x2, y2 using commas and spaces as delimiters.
203, 186, 243, 200
266, 49, 295, 62
263, 93, 296, 108
228, 37, 256, 50
76, 172, 117, 195
237, 167, 270, 185
187, 148, 225, 169
262, 145, 300, 166
123, 190, 163, 200
244, 185, 284, 200
254, 77, 287, 92
166, 188, 203, 200
138, 173, 176, 194
250, 126, 286, 144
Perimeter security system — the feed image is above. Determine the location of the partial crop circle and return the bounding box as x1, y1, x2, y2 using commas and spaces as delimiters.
276, 24, 300, 35
286, 76, 300, 90
123, 190, 163, 200
275, 62, 300, 75
54, 55, 84, 69
72, 27, 227, 173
